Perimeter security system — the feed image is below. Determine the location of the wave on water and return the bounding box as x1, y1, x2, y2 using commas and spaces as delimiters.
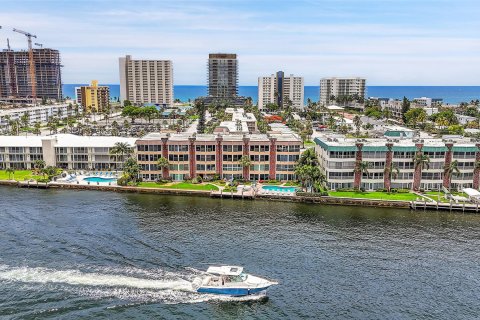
0, 265, 268, 304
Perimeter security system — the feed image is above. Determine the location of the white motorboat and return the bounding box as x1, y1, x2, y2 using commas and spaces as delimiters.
192, 265, 278, 296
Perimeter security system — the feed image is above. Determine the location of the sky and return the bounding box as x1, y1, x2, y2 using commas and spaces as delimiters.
1, 0, 479, 85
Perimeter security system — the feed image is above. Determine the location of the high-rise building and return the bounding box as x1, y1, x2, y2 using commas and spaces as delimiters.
319, 77, 366, 106
119, 55, 173, 106
0, 48, 62, 101
75, 80, 110, 113
208, 53, 238, 99
258, 72, 304, 110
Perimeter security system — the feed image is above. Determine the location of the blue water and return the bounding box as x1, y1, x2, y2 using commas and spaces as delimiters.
2, 187, 480, 318
84, 177, 116, 183
63, 84, 480, 105
262, 185, 298, 193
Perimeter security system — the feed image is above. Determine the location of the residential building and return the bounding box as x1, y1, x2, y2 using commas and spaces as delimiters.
258, 72, 304, 110
75, 80, 110, 113
412, 97, 443, 108
0, 104, 83, 128
319, 77, 366, 106
136, 132, 301, 181
0, 134, 136, 170
0, 48, 62, 100
315, 133, 480, 191
214, 108, 257, 134
119, 55, 173, 106
208, 53, 238, 99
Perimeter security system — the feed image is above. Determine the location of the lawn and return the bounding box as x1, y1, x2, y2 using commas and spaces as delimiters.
0, 170, 44, 181
328, 191, 422, 201
138, 182, 218, 191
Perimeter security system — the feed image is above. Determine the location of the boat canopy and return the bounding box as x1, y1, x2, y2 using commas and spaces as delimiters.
206, 266, 243, 276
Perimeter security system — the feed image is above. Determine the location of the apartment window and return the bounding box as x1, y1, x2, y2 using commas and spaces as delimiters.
73, 147, 88, 154
329, 151, 355, 159
276, 164, 294, 171
223, 145, 243, 152
222, 164, 242, 171
30, 147, 43, 154
8, 147, 24, 153
196, 164, 216, 171
72, 155, 88, 162
250, 145, 270, 152
168, 145, 189, 152
196, 155, 215, 162
251, 164, 270, 171
276, 154, 299, 162
250, 155, 269, 162
169, 164, 189, 171
223, 154, 242, 162
168, 154, 189, 162
196, 145, 216, 152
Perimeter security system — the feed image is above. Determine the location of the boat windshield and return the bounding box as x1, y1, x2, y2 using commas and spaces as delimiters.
229, 272, 248, 282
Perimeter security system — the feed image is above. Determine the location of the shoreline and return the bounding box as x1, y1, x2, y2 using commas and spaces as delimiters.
2, 180, 480, 213
0, 179, 423, 211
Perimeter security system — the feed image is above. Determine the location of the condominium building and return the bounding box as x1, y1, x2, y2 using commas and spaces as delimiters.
0, 134, 136, 170
119, 55, 173, 106
319, 77, 366, 106
0, 48, 62, 100
214, 108, 257, 134
0, 104, 83, 128
75, 80, 110, 113
315, 133, 480, 191
258, 72, 304, 110
208, 53, 238, 99
136, 132, 301, 181
412, 97, 443, 108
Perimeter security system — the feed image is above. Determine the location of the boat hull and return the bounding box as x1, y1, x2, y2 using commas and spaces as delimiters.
197, 285, 270, 296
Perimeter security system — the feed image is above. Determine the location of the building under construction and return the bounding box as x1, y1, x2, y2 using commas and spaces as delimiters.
0, 48, 62, 101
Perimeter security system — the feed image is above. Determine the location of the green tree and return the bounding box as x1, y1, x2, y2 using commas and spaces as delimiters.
414, 153, 430, 171
41, 166, 59, 181
401, 96, 410, 123
353, 115, 362, 136
121, 105, 141, 123
404, 108, 427, 129
444, 160, 460, 190
157, 156, 170, 170
6, 167, 15, 180
33, 159, 46, 174
109, 142, 133, 168
123, 157, 141, 183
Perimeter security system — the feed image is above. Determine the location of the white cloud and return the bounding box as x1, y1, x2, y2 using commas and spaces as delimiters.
0, 0, 479, 85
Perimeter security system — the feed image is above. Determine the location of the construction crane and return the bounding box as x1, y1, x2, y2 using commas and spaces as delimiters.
13, 28, 37, 102
34, 43, 43, 48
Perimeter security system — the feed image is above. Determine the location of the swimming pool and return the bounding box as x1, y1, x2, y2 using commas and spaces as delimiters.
261, 185, 298, 193
84, 177, 116, 183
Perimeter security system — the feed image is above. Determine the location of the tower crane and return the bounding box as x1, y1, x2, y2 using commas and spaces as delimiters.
13, 28, 37, 101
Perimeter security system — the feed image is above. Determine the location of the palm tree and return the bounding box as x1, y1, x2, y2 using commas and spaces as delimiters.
33, 159, 46, 175
413, 153, 430, 191
444, 159, 460, 190
239, 155, 251, 180
6, 167, 15, 180
123, 157, 141, 183
156, 156, 170, 178
355, 161, 372, 189
384, 162, 400, 192
109, 142, 133, 169
353, 115, 362, 136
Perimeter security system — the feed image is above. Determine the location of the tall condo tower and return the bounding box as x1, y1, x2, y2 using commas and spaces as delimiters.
0, 48, 62, 101
258, 72, 304, 110
207, 53, 238, 99
119, 55, 173, 106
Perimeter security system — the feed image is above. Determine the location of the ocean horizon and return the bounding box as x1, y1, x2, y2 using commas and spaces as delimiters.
63, 84, 480, 105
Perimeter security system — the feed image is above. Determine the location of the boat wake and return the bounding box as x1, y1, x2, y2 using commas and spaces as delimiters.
0, 265, 268, 304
